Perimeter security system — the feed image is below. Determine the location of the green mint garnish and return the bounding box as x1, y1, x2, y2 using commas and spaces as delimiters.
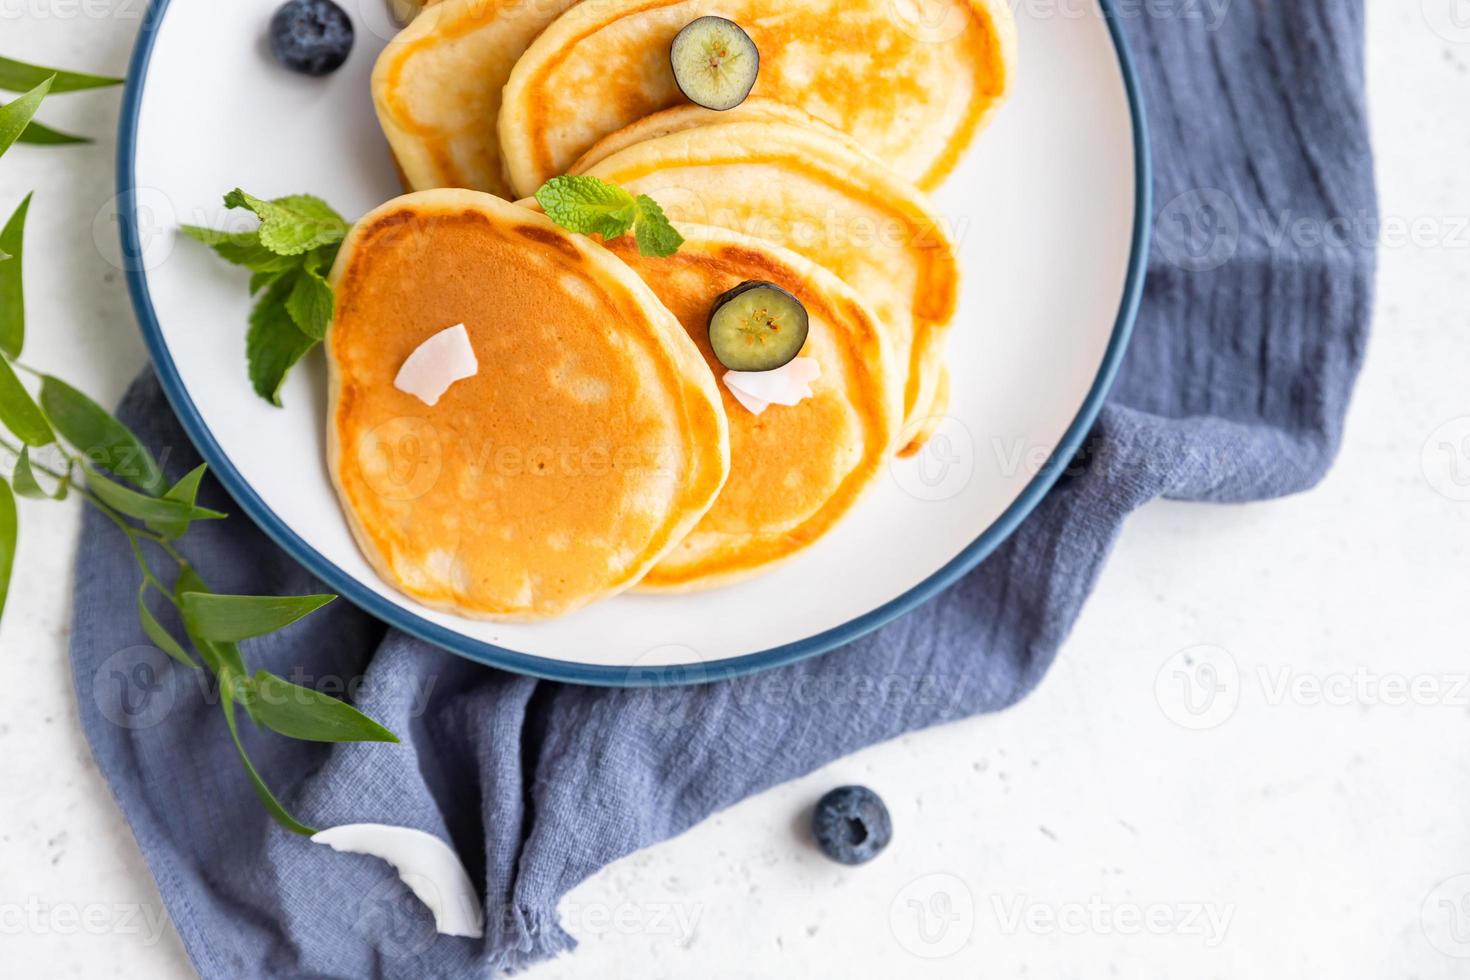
536, 175, 685, 257
183, 188, 349, 406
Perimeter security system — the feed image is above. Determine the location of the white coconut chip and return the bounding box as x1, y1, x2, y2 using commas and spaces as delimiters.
723, 357, 821, 413
312, 824, 484, 938
394, 323, 479, 407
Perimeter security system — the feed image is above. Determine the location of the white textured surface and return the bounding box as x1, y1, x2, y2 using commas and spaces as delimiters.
1, 2, 1468, 977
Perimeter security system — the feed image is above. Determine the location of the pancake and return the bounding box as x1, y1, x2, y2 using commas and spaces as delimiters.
605, 225, 899, 591
371, 0, 580, 198
567, 99, 858, 177
499, 0, 1018, 199
327, 189, 729, 620
580, 120, 960, 455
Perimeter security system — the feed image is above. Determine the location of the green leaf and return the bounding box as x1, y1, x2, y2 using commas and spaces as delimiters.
147, 463, 208, 540
223, 189, 347, 257
180, 592, 336, 643
136, 581, 196, 669
0, 477, 14, 624
634, 194, 685, 257
17, 119, 89, 145
284, 266, 333, 341
12, 447, 65, 500
0, 57, 121, 94
247, 275, 318, 406
173, 566, 245, 677
242, 671, 398, 744
181, 226, 299, 274
0, 356, 53, 447
535, 175, 639, 240
38, 375, 166, 494
0, 193, 31, 358
220, 672, 319, 837
0, 77, 54, 160
83, 469, 226, 525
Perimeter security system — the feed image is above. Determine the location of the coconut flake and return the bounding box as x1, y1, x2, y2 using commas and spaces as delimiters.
312, 824, 484, 938
723, 357, 821, 413
394, 324, 478, 407
725, 383, 772, 416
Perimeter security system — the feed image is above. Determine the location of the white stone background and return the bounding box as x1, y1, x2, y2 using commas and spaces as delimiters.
2, 0, 1469, 976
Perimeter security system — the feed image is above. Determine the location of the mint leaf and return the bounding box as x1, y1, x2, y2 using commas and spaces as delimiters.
247, 275, 319, 406
0, 356, 52, 447
242, 671, 398, 744
634, 194, 685, 257
285, 266, 333, 341
536, 175, 639, 240
83, 469, 226, 525
0, 77, 53, 160
180, 592, 336, 643
0, 477, 13, 624
181, 226, 296, 273
0, 57, 120, 94
39, 375, 167, 494
224, 189, 347, 257
0, 193, 31, 358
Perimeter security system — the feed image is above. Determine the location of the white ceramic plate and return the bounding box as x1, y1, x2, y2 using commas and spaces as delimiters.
119, 0, 1149, 684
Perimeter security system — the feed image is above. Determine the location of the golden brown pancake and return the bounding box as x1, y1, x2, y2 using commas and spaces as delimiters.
567, 99, 857, 178
580, 120, 960, 455
499, 0, 1018, 199
606, 225, 900, 591
371, 0, 580, 198
327, 189, 729, 620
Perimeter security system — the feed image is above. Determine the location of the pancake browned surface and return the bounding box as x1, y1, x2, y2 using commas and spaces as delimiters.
499, 0, 1017, 198
581, 120, 960, 455
609, 226, 900, 591
372, 0, 580, 197
328, 189, 729, 620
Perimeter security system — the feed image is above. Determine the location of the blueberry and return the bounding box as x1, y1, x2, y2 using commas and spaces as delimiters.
269, 0, 354, 77
811, 786, 892, 866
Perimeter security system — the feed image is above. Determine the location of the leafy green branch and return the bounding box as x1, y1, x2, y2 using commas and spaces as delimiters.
0, 64, 399, 837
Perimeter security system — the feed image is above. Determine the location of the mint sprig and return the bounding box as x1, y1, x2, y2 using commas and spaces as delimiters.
0, 73, 398, 839
183, 188, 349, 405
536, 175, 685, 258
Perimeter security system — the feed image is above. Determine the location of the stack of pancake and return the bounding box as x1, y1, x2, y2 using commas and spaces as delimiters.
329, 0, 1017, 620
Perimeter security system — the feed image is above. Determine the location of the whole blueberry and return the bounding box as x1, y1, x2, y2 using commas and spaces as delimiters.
811, 786, 892, 866
269, 0, 354, 77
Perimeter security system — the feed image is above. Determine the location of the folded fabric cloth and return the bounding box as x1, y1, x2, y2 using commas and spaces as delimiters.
70, 3, 1376, 976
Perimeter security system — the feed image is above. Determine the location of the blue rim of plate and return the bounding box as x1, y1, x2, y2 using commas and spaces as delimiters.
118, 0, 1152, 688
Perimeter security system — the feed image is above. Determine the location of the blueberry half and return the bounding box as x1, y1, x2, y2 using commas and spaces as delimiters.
811, 786, 892, 866
269, 0, 355, 77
